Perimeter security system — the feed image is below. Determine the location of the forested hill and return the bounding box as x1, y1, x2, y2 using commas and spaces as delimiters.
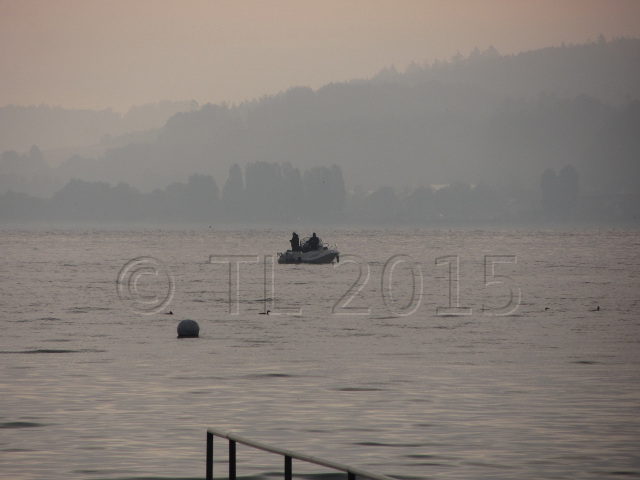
368, 36, 640, 106
1, 38, 639, 216
0, 100, 199, 157
143, 37, 640, 193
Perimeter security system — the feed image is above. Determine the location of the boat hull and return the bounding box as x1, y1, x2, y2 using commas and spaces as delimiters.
277, 249, 339, 264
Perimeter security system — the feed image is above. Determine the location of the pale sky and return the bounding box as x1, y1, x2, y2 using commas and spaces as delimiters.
2, 0, 640, 112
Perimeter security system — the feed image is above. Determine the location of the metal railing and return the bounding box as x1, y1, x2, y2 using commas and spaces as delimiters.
206, 427, 398, 480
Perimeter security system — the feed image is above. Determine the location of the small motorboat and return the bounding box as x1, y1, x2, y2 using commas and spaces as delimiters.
278, 235, 339, 264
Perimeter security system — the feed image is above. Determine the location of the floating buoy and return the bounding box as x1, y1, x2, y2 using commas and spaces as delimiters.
177, 319, 200, 338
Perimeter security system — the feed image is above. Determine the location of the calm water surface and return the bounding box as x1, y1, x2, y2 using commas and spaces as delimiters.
1, 228, 639, 480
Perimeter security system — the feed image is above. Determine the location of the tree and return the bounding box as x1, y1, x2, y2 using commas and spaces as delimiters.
402, 186, 434, 222
244, 162, 283, 220
541, 168, 559, 214
222, 163, 245, 219
364, 186, 400, 223
558, 165, 579, 212
280, 162, 304, 216
302, 165, 346, 219
540, 165, 579, 218
183, 174, 220, 222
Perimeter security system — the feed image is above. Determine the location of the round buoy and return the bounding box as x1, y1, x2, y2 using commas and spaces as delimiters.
177, 319, 200, 338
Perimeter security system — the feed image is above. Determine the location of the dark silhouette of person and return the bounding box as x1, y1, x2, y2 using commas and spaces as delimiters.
309, 232, 320, 250
290, 232, 300, 251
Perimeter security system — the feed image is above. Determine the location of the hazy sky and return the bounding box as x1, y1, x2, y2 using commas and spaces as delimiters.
2, 0, 640, 112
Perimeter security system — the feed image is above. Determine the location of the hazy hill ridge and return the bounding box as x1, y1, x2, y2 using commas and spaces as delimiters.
369, 36, 640, 106
0, 100, 199, 159
1, 38, 639, 224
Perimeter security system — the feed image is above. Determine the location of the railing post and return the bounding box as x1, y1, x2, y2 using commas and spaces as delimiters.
206, 431, 213, 480
284, 455, 292, 480
229, 439, 237, 480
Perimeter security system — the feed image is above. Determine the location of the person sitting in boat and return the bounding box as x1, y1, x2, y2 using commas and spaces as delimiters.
308, 232, 320, 250
290, 232, 300, 251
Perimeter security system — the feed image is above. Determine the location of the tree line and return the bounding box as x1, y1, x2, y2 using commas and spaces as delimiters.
1, 161, 638, 225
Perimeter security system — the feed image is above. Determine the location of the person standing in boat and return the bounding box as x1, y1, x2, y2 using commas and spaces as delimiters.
290, 232, 301, 251
308, 232, 320, 250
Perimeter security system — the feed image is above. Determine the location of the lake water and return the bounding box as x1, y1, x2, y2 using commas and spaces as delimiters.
1, 228, 639, 480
